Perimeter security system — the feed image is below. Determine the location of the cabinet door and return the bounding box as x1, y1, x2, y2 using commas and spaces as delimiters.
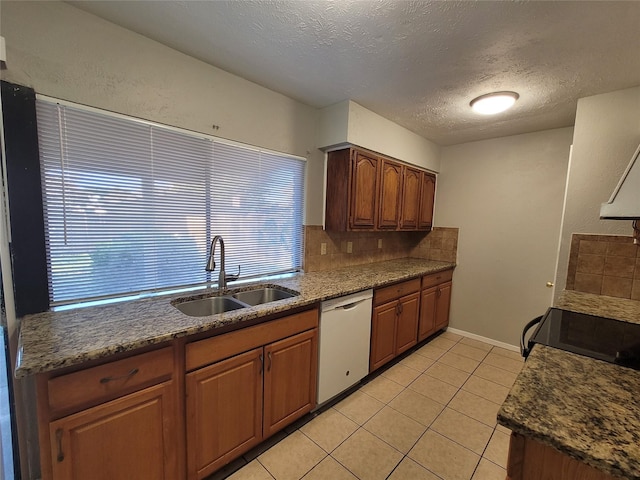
349, 151, 379, 229
264, 329, 317, 437
419, 286, 438, 342
186, 348, 263, 479
507, 433, 618, 480
435, 282, 452, 331
400, 167, 421, 230
377, 160, 402, 229
370, 302, 398, 372
418, 173, 436, 230
395, 292, 420, 354
49, 381, 178, 480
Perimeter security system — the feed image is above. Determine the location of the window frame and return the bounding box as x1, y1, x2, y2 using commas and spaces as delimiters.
35, 95, 306, 308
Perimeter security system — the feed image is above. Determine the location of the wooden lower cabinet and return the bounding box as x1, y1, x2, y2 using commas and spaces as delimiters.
37, 309, 319, 480
506, 433, 617, 480
395, 293, 420, 354
419, 270, 453, 342
419, 286, 438, 341
263, 330, 317, 437
49, 381, 178, 480
370, 280, 420, 372
185, 349, 263, 479
370, 302, 398, 371
435, 282, 452, 330
37, 346, 180, 480
185, 309, 319, 479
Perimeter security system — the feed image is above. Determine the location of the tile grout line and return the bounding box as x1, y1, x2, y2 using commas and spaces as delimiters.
227, 333, 517, 480
404, 336, 511, 479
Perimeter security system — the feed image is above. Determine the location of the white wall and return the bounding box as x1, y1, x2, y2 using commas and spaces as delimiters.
0, 2, 330, 476
436, 127, 573, 345
1, 0, 327, 224
554, 86, 640, 296
318, 100, 441, 172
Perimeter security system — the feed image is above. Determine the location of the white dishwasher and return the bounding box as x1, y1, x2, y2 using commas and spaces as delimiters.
317, 289, 373, 405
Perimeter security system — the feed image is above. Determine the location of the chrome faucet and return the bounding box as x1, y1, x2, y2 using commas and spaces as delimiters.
205, 235, 241, 293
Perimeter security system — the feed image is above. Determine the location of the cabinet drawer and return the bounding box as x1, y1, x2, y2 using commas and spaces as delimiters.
422, 269, 453, 289
48, 347, 173, 414
374, 278, 420, 306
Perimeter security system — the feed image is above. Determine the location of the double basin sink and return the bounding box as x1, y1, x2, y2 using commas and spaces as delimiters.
172, 286, 298, 317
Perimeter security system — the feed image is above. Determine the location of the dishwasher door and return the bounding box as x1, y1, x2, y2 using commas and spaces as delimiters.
317, 289, 373, 405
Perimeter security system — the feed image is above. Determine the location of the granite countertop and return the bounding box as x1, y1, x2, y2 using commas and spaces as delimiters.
555, 290, 640, 324
16, 258, 454, 378
498, 290, 640, 479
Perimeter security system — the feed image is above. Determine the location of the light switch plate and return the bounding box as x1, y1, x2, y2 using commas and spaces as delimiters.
378, 239, 383, 249
347, 241, 353, 253
320, 242, 327, 255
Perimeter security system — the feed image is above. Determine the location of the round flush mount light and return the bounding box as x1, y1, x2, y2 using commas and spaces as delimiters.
470, 91, 519, 115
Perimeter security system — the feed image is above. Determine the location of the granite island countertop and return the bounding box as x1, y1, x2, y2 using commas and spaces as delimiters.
16, 258, 455, 378
498, 290, 640, 479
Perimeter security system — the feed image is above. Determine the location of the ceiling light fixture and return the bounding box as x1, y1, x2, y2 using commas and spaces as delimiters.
470, 91, 519, 115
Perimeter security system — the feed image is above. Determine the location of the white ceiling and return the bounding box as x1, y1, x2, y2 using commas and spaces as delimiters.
69, 0, 640, 146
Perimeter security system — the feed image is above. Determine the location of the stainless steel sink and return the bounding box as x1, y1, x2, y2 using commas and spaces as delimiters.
173, 296, 246, 317
173, 286, 298, 316
233, 287, 297, 306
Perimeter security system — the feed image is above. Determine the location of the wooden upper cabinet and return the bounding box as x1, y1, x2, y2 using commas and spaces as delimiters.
349, 151, 379, 229
325, 147, 435, 231
377, 160, 402, 229
418, 173, 436, 230
400, 167, 422, 230
325, 148, 378, 231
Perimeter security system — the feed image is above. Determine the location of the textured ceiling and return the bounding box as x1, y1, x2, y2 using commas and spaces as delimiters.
70, 0, 640, 146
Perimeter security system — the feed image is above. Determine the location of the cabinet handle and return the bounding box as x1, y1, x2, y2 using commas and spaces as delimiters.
267, 352, 272, 372
259, 354, 263, 374
436, 288, 442, 298
398, 302, 403, 314
55, 428, 64, 462
99, 368, 139, 384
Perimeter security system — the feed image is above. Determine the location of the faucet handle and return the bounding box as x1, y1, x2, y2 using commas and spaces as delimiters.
226, 265, 241, 283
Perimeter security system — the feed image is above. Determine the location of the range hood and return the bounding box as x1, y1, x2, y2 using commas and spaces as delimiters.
600, 142, 640, 244
600, 142, 640, 219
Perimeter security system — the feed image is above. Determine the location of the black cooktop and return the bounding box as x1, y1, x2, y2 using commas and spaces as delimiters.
528, 308, 640, 370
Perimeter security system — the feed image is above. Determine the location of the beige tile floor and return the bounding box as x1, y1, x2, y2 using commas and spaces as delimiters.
223, 332, 523, 480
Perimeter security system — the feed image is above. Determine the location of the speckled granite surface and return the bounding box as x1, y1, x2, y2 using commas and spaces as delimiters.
556, 290, 640, 324
16, 258, 454, 378
499, 290, 640, 479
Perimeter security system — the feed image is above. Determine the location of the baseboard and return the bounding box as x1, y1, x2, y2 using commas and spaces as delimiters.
445, 327, 519, 353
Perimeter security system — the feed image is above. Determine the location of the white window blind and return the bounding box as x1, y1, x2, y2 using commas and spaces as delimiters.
35, 98, 305, 306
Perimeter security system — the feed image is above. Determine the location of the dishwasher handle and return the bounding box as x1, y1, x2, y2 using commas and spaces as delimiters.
321, 289, 373, 313
335, 300, 367, 311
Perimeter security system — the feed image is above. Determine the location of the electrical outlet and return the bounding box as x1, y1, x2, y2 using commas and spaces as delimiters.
320, 242, 327, 255
347, 241, 353, 253
378, 238, 383, 249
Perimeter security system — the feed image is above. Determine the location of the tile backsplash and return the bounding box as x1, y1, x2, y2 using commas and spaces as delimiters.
304, 226, 458, 272
566, 234, 640, 300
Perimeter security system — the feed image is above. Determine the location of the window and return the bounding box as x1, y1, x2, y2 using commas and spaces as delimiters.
36, 98, 305, 306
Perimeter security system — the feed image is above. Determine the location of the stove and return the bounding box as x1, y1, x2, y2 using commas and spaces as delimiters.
521, 307, 640, 370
